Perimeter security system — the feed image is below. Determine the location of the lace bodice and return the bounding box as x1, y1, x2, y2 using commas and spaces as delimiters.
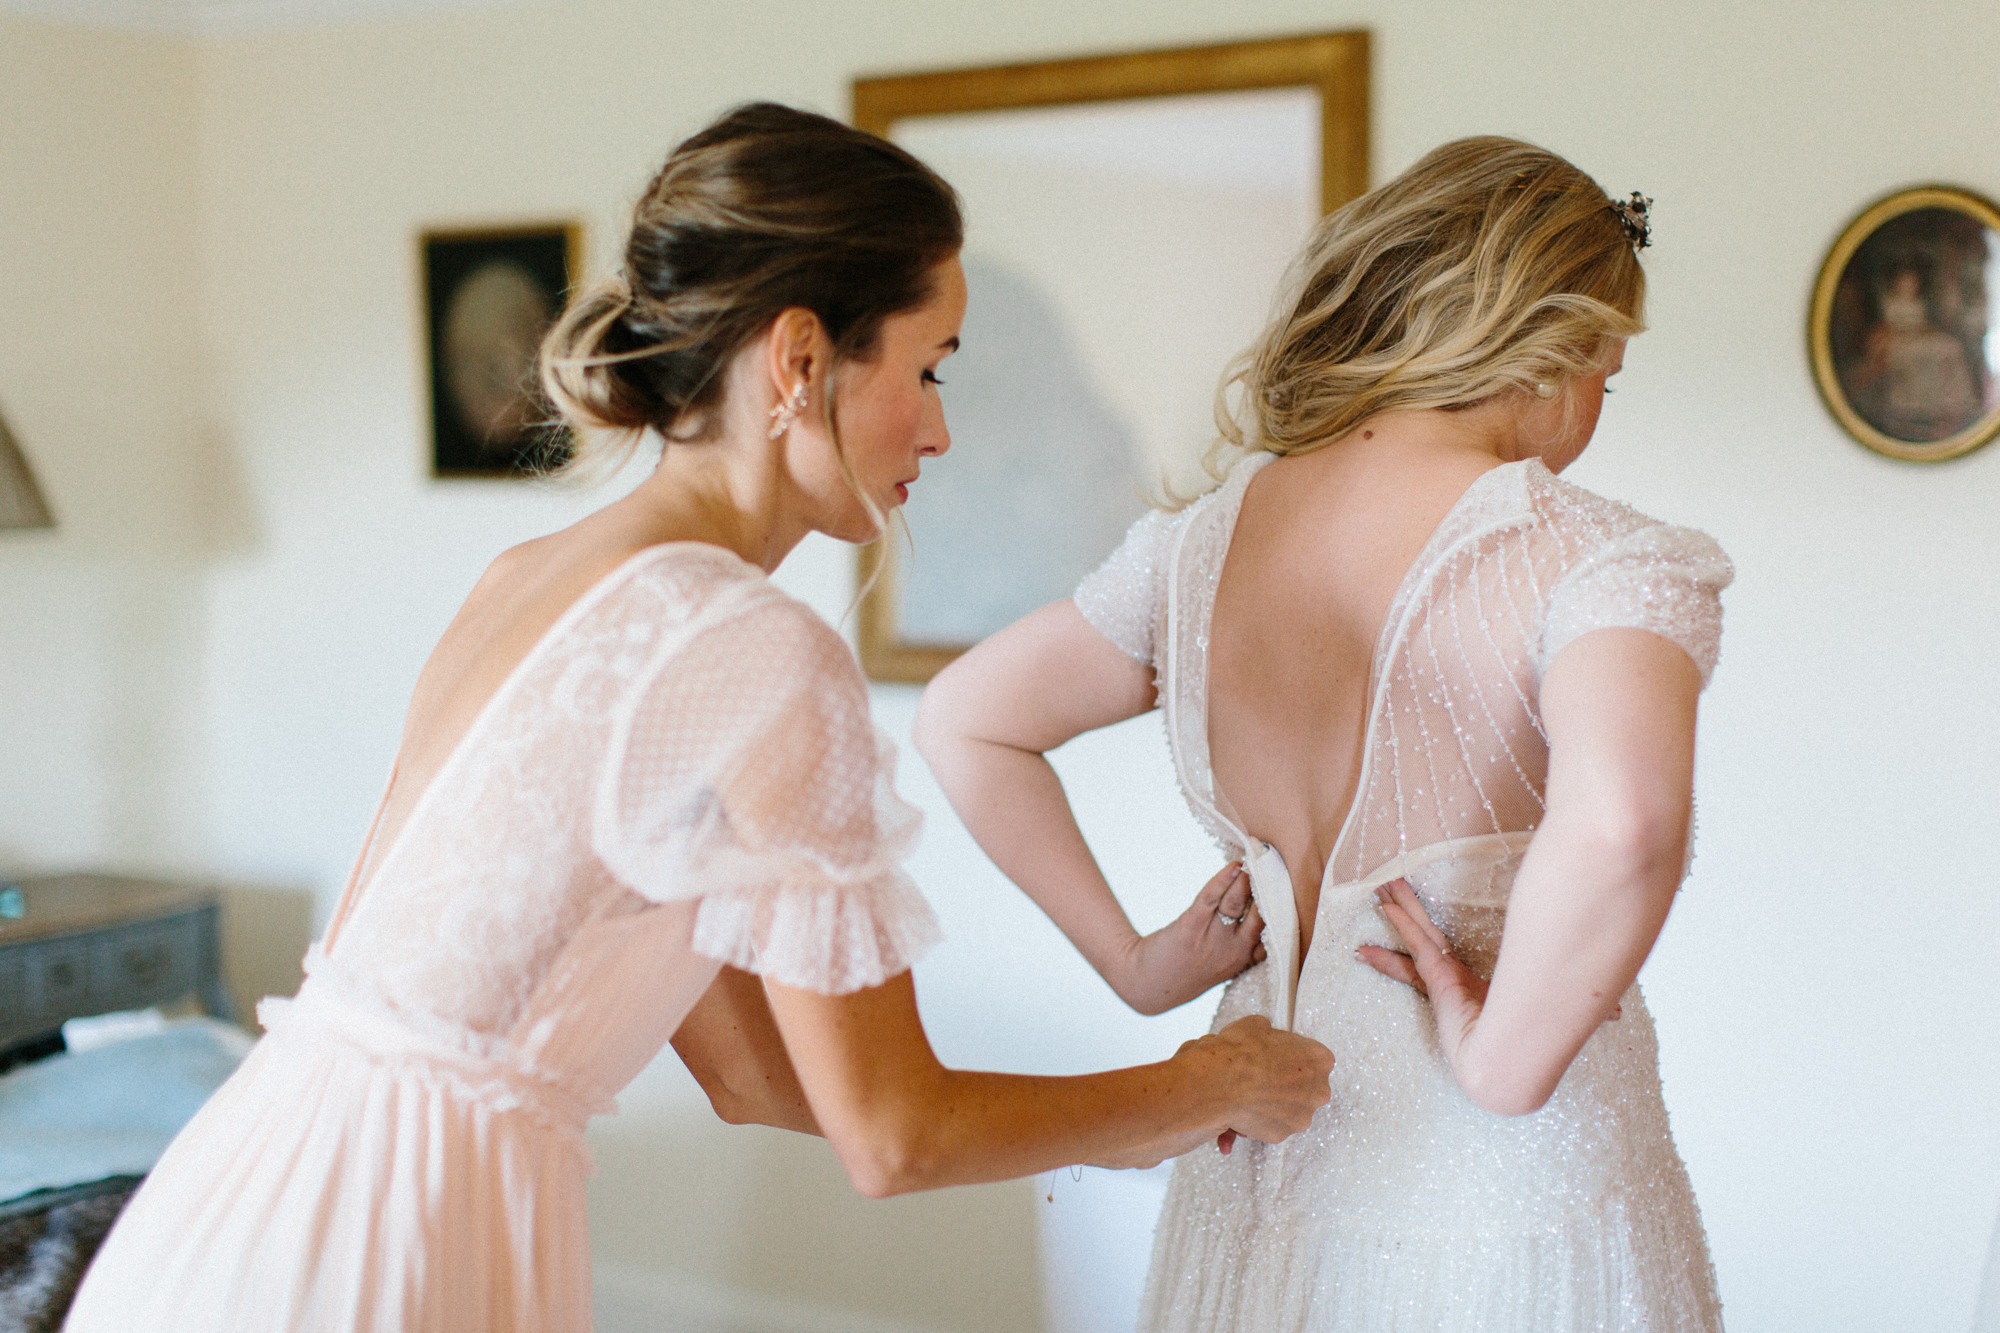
66, 544, 946, 1333
1076, 451, 1732, 880
314, 544, 940, 1098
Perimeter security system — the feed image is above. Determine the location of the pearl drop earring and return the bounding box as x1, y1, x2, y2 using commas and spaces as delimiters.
1534, 381, 1558, 400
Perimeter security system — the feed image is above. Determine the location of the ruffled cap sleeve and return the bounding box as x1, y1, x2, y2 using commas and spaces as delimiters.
592, 594, 940, 994
1073, 506, 1181, 665
1539, 522, 1734, 687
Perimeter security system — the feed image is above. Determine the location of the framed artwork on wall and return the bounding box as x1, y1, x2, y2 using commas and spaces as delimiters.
849, 31, 1370, 683
422, 223, 582, 477
1809, 186, 2000, 463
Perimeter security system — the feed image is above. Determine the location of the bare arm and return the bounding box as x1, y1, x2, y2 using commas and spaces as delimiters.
914, 600, 1261, 1016
1361, 628, 1700, 1116
666, 912, 1332, 1177
671, 965, 821, 1134
763, 970, 1332, 1197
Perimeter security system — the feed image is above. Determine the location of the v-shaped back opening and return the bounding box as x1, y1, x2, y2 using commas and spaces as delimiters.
320, 542, 743, 954
1172, 456, 1532, 944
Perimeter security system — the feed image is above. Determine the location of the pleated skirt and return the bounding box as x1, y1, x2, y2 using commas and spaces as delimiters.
64, 1027, 591, 1332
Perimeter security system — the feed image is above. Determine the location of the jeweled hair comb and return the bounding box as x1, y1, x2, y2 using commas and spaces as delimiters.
1610, 192, 1653, 250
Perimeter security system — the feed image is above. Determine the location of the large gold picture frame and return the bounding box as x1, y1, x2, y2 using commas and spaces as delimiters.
1808, 185, 2000, 464
851, 31, 1370, 683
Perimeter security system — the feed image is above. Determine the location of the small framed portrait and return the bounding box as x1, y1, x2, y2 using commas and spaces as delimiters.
1809, 186, 2000, 463
422, 223, 581, 477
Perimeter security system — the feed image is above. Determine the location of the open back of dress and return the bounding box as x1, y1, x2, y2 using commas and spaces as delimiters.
66, 546, 941, 1333
1073, 451, 1732, 1333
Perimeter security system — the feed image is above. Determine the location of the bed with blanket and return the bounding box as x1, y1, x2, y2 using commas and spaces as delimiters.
0, 1016, 249, 1331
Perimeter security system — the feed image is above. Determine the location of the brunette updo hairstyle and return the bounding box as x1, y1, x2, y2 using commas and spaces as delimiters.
1214, 136, 1645, 462
540, 103, 963, 475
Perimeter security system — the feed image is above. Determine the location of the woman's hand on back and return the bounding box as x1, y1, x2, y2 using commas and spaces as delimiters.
1110, 862, 1266, 1016
1180, 1015, 1334, 1145
1086, 1015, 1332, 1169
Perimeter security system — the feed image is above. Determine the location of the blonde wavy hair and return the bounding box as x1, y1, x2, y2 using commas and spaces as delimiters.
1206, 135, 1646, 479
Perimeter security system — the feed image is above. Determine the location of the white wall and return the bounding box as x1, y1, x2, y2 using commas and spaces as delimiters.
0, 17, 207, 873
3, 1, 1999, 1330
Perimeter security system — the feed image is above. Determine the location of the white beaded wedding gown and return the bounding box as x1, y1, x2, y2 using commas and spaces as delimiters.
1074, 452, 1731, 1332
65, 545, 940, 1332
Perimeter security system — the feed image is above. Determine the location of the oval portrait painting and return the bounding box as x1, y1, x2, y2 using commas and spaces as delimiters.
1810, 186, 2000, 462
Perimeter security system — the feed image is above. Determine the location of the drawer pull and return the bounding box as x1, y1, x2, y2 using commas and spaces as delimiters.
122, 945, 170, 986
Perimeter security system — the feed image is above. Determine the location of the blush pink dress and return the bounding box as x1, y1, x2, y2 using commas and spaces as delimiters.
65, 544, 940, 1332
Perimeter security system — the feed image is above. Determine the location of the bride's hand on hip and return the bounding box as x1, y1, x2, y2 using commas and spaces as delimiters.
1356, 880, 1490, 1065
1112, 863, 1264, 1016
1357, 880, 1620, 1067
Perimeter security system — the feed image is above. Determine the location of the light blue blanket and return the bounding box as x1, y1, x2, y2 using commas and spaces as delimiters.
0, 1019, 250, 1202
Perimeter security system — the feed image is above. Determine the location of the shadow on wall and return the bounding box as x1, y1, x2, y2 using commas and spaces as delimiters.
0, 415, 265, 874
176, 424, 262, 562
0, 558, 213, 870
99, 571, 212, 867
897, 256, 1145, 646
589, 1104, 1043, 1333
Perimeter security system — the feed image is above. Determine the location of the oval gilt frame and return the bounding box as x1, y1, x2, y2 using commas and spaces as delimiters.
1808, 185, 2000, 463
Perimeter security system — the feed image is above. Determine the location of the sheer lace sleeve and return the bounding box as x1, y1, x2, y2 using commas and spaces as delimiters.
1073, 507, 1181, 664
1540, 522, 1734, 687
592, 594, 940, 994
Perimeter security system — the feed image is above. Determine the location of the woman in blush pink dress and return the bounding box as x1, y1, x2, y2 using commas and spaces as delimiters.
64, 104, 1333, 1333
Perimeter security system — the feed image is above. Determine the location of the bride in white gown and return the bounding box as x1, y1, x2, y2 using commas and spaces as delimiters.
917, 137, 1729, 1330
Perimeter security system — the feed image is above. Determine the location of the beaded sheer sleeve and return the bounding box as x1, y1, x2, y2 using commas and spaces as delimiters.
1540, 519, 1732, 686
594, 593, 940, 994
1072, 506, 1184, 665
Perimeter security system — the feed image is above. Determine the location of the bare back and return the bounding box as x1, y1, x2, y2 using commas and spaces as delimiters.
351, 514, 685, 900
1207, 434, 1500, 955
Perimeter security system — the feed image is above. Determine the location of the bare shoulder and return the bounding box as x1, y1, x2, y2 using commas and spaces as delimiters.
478, 534, 542, 586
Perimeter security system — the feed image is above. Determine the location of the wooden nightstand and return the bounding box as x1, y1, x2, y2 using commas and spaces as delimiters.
0, 875, 233, 1051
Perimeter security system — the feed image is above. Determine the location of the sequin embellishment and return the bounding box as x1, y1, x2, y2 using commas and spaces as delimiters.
1071, 455, 1732, 1332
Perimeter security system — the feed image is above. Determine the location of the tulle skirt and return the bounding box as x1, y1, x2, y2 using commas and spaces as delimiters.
1139, 840, 1724, 1333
